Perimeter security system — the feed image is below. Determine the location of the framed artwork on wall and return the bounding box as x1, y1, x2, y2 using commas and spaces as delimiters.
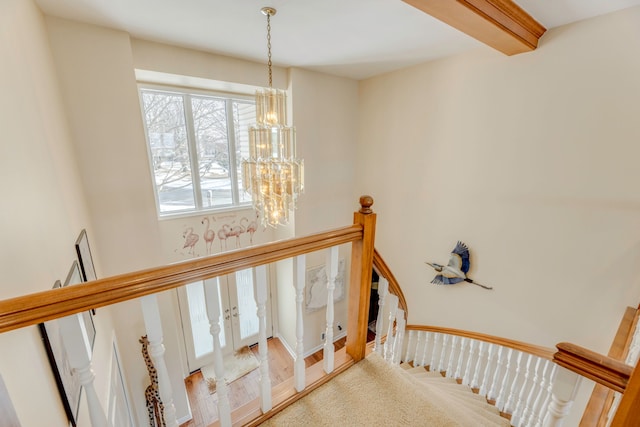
38, 279, 81, 427
64, 261, 96, 351
75, 229, 96, 282
0, 374, 21, 427
305, 259, 346, 312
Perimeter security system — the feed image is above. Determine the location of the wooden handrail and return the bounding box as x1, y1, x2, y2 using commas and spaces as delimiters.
554, 342, 633, 394
581, 305, 639, 426
0, 224, 363, 334
373, 248, 408, 319
406, 324, 555, 359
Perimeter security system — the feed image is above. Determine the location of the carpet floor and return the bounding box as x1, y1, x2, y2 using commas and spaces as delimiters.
260, 352, 509, 426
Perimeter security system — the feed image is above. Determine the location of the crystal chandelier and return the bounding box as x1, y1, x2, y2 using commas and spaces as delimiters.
242, 7, 304, 228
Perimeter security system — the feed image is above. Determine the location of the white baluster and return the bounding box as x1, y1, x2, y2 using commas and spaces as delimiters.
521, 357, 543, 427
430, 333, 441, 372
535, 364, 557, 427
422, 331, 433, 367
488, 346, 506, 402
625, 320, 640, 365
438, 334, 450, 373
454, 338, 469, 380
374, 277, 389, 355
203, 278, 231, 426
504, 351, 525, 415
606, 392, 622, 427
462, 340, 477, 386
472, 341, 487, 389
542, 367, 581, 427
405, 330, 416, 363
513, 354, 534, 426
141, 295, 178, 427
414, 331, 424, 367
446, 336, 460, 378
254, 265, 272, 412
528, 359, 551, 427
495, 348, 515, 412
480, 344, 497, 397
384, 294, 399, 362
294, 255, 306, 392
393, 309, 405, 365
58, 313, 108, 427
323, 247, 338, 373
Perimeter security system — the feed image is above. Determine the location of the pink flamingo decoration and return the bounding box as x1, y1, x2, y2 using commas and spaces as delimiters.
223, 223, 246, 249
242, 214, 259, 245
202, 217, 215, 255
217, 227, 228, 251
183, 227, 199, 255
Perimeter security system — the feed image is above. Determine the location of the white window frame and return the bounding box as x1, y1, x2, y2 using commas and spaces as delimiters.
138, 84, 255, 218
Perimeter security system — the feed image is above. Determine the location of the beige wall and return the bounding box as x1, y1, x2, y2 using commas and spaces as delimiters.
284, 68, 360, 352
0, 1, 111, 426
44, 17, 193, 425
357, 7, 640, 421
39, 19, 360, 425
358, 6, 640, 350
6, 0, 638, 425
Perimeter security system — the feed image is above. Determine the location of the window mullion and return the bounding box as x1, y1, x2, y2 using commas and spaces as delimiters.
226, 99, 239, 205
184, 94, 203, 209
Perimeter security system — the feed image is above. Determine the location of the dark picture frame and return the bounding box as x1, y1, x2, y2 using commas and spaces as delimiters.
64, 261, 96, 351
75, 229, 97, 282
39, 279, 81, 427
0, 374, 21, 427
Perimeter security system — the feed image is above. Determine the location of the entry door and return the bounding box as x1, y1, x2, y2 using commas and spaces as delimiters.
178, 268, 272, 372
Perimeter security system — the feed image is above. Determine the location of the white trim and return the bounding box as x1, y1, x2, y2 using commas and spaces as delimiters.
276, 333, 296, 359
177, 414, 193, 425
303, 330, 347, 358
135, 70, 266, 97
137, 84, 255, 219
108, 331, 137, 427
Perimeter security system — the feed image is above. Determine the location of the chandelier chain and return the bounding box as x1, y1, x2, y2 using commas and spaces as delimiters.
266, 12, 273, 88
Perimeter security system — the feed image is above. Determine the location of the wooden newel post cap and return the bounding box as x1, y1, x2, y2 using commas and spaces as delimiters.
359, 195, 374, 214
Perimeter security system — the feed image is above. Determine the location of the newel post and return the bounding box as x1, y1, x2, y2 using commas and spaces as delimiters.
346, 195, 377, 362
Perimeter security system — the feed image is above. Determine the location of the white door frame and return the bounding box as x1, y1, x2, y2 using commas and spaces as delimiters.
177, 266, 275, 373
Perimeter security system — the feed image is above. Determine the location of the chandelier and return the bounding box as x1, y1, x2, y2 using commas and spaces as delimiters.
242, 7, 304, 228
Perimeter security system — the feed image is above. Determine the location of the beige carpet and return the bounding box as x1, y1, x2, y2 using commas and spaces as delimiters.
201, 346, 259, 394
260, 352, 509, 426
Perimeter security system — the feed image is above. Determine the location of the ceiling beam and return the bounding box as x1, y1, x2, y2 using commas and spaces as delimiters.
402, 0, 546, 55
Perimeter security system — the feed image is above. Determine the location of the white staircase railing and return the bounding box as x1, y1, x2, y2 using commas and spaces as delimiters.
203, 277, 231, 427
373, 288, 581, 427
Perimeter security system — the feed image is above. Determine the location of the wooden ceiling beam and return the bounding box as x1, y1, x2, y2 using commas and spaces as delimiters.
402, 0, 546, 55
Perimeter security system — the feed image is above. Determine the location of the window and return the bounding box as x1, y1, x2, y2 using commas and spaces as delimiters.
139, 87, 255, 216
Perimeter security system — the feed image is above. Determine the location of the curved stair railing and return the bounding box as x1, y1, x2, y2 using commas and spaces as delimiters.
371, 290, 560, 427
371, 268, 640, 427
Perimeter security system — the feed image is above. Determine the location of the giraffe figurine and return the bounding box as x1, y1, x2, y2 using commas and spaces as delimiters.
140, 335, 166, 427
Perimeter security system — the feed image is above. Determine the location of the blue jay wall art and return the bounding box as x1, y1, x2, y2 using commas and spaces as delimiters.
425, 241, 493, 290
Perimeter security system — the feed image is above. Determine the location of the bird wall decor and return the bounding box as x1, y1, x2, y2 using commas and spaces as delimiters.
425, 241, 493, 290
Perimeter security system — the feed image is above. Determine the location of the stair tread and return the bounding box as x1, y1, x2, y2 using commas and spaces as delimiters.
387, 358, 509, 425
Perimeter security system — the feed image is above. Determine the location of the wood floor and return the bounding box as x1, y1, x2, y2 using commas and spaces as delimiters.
180, 337, 347, 427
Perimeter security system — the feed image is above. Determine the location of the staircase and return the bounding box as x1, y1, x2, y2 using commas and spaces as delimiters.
260, 351, 510, 426
400, 362, 510, 426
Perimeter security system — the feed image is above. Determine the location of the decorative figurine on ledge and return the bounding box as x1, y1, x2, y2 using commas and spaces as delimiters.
425, 241, 493, 290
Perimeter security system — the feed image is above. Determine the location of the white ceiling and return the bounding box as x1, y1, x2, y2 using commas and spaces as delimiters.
35, 0, 640, 80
